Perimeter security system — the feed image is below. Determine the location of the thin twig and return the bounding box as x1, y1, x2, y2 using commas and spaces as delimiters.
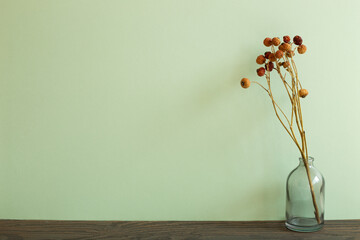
251, 81, 268, 93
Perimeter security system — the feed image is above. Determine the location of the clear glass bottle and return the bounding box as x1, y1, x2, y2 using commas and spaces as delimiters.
285, 156, 325, 232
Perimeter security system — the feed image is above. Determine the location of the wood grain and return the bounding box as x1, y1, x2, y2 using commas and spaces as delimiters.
0, 220, 359, 240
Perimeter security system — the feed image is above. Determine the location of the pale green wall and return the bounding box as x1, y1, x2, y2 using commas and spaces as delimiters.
0, 0, 359, 220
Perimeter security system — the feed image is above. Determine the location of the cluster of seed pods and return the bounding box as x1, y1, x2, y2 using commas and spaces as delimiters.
240, 35, 308, 98
255, 35, 306, 78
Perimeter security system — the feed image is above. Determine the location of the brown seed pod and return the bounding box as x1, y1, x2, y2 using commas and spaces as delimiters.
293, 35, 303, 45
263, 37, 272, 47
299, 89, 308, 98
283, 43, 292, 52
286, 51, 295, 57
256, 55, 266, 64
275, 50, 284, 59
268, 53, 276, 62
282, 62, 290, 68
240, 78, 251, 88
265, 62, 274, 71
257, 67, 265, 77
297, 45, 307, 54
279, 62, 284, 66
272, 37, 281, 46
283, 35, 291, 43
264, 51, 271, 59
278, 43, 286, 51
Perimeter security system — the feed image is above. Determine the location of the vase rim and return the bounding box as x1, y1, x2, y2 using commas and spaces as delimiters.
299, 156, 314, 161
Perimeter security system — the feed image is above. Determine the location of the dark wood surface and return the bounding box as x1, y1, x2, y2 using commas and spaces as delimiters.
0, 220, 359, 240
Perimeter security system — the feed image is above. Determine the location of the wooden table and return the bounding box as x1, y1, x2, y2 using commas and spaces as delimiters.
0, 220, 359, 239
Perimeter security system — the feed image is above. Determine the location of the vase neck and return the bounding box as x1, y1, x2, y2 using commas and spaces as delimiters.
298, 156, 314, 166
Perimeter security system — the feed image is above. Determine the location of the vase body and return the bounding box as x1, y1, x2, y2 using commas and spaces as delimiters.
285, 156, 325, 232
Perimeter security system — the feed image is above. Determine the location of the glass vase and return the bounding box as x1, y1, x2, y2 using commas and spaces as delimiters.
285, 156, 325, 232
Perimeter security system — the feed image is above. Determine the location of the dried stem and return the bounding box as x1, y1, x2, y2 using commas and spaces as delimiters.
288, 55, 320, 223
251, 81, 268, 93
265, 72, 294, 142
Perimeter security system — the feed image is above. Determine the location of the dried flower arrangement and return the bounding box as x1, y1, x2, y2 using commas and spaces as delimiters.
240, 35, 321, 224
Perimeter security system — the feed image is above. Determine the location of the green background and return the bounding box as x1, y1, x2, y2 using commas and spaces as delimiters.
1, 0, 359, 220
